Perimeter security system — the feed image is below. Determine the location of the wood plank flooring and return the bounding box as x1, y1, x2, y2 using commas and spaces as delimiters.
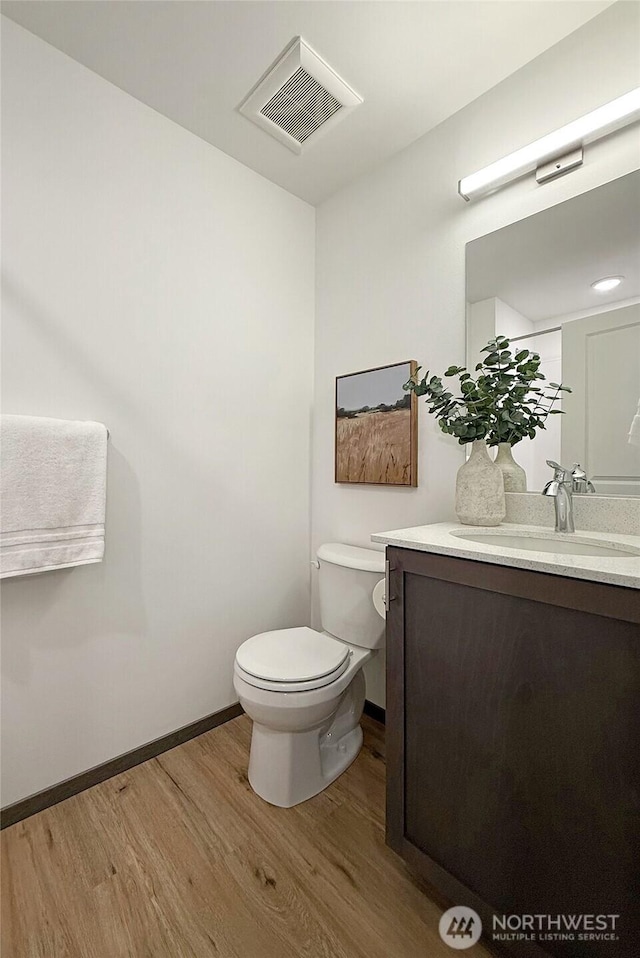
2, 715, 492, 958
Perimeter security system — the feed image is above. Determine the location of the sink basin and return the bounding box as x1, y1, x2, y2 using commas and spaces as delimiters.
452, 531, 639, 558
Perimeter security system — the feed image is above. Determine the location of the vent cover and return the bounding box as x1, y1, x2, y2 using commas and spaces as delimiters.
239, 38, 363, 155
260, 67, 342, 144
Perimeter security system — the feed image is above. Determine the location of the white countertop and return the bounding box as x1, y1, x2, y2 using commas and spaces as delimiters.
371, 522, 640, 590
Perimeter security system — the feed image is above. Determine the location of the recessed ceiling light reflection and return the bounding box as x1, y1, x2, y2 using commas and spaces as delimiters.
590, 276, 624, 293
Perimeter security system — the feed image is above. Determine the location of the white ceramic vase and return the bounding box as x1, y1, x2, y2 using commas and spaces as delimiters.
494, 442, 527, 492
455, 439, 505, 526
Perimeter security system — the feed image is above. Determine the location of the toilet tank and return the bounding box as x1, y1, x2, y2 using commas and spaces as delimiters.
316, 543, 386, 650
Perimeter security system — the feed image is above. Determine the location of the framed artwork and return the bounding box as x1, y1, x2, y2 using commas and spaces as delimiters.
335, 360, 418, 485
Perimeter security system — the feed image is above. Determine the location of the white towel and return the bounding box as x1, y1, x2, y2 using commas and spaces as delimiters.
628, 399, 640, 447
1, 415, 108, 578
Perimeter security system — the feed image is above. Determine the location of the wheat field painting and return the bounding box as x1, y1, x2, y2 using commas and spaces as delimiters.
335, 361, 417, 485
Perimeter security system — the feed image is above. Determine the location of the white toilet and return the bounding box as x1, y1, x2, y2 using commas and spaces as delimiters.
233, 542, 386, 807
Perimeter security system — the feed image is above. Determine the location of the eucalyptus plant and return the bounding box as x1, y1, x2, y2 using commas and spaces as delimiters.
403, 335, 571, 446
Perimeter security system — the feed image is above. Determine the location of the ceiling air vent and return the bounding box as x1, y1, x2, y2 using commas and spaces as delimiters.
239, 37, 363, 155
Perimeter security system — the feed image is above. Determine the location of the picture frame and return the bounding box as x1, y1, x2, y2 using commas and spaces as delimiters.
335, 360, 418, 486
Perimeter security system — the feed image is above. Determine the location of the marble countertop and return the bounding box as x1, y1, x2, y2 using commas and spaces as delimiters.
371, 522, 640, 589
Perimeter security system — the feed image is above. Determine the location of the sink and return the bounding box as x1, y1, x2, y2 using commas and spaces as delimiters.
452, 531, 639, 558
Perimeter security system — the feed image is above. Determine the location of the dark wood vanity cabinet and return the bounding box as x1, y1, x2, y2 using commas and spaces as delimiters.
385, 547, 640, 958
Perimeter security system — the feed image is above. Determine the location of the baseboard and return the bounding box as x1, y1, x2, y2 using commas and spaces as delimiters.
3, 698, 382, 829
364, 699, 386, 725
1, 702, 243, 830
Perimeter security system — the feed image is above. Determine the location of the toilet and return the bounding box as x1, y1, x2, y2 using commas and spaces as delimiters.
233, 542, 386, 807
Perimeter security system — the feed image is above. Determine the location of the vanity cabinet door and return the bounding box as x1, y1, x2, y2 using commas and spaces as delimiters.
386, 547, 640, 958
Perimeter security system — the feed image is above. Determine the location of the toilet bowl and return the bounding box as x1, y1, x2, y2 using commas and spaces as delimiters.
233, 543, 386, 808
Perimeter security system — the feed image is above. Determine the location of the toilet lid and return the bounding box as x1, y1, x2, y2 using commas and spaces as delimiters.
236, 627, 350, 683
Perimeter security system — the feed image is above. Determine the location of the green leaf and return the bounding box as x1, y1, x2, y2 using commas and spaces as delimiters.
410, 335, 571, 448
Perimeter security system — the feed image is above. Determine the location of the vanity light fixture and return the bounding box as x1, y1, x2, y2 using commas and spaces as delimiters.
458, 87, 640, 201
591, 275, 624, 293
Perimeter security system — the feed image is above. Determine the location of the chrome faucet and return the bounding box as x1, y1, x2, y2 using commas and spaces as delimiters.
542, 460, 576, 533
542, 461, 596, 532
570, 463, 596, 495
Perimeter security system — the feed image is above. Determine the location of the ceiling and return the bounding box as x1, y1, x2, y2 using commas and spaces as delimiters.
1, 1, 613, 205
466, 171, 640, 323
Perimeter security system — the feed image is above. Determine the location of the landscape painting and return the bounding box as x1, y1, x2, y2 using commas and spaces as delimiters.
335, 361, 417, 485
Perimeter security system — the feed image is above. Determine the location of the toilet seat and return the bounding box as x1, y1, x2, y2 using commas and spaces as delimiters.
235, 626, 351, 692
234, 659, 351, 693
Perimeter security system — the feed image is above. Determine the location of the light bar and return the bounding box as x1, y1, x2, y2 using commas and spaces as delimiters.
458, 87, 640, 201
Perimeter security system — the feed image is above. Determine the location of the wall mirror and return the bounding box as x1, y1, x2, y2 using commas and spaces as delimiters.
466, 171, 640, 496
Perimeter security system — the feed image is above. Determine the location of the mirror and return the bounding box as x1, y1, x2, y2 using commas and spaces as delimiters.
466, 171, 640, 496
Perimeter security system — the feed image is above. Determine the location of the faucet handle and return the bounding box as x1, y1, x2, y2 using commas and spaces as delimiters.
571, 463, 596, 493
546, 460, 571, 481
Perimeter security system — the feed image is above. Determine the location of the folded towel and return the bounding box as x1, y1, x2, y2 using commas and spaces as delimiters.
628, 399, 640, 448
1, 415, 108, 578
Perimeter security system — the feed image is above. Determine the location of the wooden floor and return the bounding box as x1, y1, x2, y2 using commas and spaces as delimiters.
2, 715, 492, 958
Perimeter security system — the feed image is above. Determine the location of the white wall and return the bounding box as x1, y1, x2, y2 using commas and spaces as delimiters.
1, 19, 315, 806
495, 300, 534, 341
466, 297, 534, 368
312, 1, 640, 707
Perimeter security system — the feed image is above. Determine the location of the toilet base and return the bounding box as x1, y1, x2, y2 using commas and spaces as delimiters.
248, 721, 363, 808
236, 653, 369, 808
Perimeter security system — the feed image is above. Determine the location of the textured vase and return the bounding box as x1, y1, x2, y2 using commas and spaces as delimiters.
455, 439, 505, 526
494, 442, 527, 493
